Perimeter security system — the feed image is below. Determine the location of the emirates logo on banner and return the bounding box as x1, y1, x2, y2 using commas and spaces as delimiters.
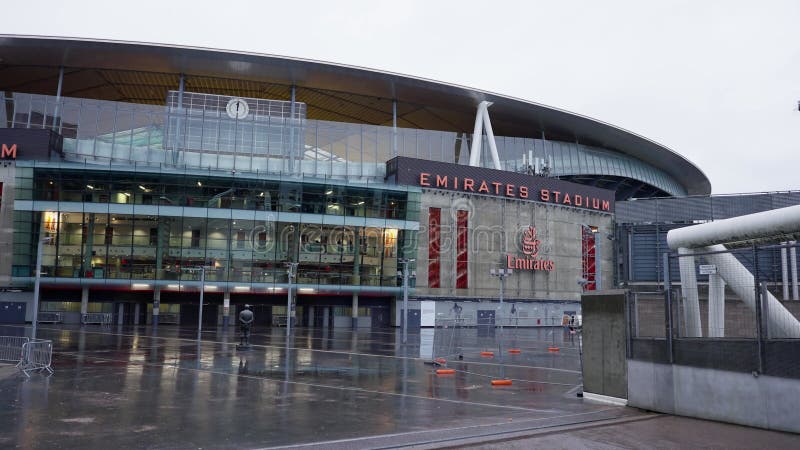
521, 226, 540, 257
507, 225, 555, 272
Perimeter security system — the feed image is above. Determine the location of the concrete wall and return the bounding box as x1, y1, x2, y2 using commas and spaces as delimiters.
581, 290, 628, 399
415, 190, 614, 302
0, 290, 33, 322
628, 359, 800, 434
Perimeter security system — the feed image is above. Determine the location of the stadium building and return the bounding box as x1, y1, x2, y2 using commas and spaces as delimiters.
0, 35, 711, 328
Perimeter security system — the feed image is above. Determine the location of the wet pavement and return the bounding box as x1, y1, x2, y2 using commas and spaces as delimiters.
0, 323, 747, 449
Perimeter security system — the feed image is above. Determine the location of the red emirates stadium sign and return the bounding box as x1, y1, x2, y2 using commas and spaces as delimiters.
386, 157, 615, 212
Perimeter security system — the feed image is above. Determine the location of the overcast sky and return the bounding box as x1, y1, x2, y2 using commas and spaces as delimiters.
6, 1, 800, 194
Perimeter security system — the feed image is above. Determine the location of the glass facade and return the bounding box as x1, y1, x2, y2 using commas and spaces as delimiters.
4, 92, 688, 197
12, 166, 419, 291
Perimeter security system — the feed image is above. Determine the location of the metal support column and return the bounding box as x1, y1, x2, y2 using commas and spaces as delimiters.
392, 99, 398, 156
791, 240, 799, 300
782, 242, 789, 300
753, 244, 765, 373
677, 247, 702, 337
289, 85, 297, 174
80, 285, 89, 317
351, 293, 359, 329
708, 272, 726, 337
222, 289, 231, 327
400, 258, 415, 344
31, 220, 48, 340
54, 66, 64, 132
197, 266, 205, 341
152, 287, 161, 327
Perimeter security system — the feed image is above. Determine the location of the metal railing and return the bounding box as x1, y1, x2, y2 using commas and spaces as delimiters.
157, 313, 179, 324
38, 312, 63, 323
81, 313, 113, 325
18, 339, 54, 377
628, 243, 800, 379
0, 336, 29, 364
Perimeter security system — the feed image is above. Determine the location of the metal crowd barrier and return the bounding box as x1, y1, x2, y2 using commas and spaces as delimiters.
18, 339, 54, 377
0, 336, 29, 364
158, 313, 179, 324
38, 312, 63, 323
81, 313, 113, 326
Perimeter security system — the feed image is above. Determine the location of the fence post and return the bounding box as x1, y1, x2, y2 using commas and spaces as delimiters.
752, 244, 765, 374
625, 291, 633, 360
760, 282, 770, 340
663, 252, 673, 363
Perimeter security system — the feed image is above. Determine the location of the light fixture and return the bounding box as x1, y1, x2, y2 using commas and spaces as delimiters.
122, 192, 130, 197
197, 181, 202, 187
259, 192, 265, 197
234, 286, 250, 291
86, 185, 94, 190
356, 201, 365, 205
138, 185, 150, 192
325, 189, 333, 195
298, 288, 315, 293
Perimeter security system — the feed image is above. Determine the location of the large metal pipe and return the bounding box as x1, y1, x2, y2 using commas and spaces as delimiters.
667, 204, 800, 250
701, 244, 800, 338
468, 102, 485, 166
480, 105, 502, 170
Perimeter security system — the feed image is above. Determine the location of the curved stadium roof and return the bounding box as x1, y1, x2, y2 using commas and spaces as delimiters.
0, 35, 711, 196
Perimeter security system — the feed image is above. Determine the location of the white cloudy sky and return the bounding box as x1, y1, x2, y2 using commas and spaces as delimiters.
5, 0, 800, 194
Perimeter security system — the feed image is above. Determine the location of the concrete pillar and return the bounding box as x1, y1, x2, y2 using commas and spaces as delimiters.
117, 303, 124, 325
308, 305, 315, 328
80, 285, 89, 316
322, 307, 329, 328
708, 273, 725, 337
351, 293, 359, 328
222, 289, 231, 327
152, 286, 161, 326
677, 247, 702, 337
134, 303, 141, 325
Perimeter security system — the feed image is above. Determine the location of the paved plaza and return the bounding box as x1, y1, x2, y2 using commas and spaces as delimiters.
0, 324, 796, 449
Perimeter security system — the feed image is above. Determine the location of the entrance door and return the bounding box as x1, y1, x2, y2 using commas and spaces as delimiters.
477, 310, 496, 337
182, 303, 219, 326
0, 302, 26, 324
400, 309, 421, 329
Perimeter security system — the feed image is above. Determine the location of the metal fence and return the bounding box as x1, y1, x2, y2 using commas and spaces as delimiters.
18, 339, 54, 377
628, 243, 800, 379
81, 313, 113, 325
0, 336, 29, 364
38, 312, 63, 323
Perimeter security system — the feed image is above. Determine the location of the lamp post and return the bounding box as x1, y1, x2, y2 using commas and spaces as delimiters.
188, 264, 213, 342
399, 258, 415, 344
32, 234, 53, 340
197, 266, 206, 342
490, 268, 513, 330
285, 262, 299, 337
